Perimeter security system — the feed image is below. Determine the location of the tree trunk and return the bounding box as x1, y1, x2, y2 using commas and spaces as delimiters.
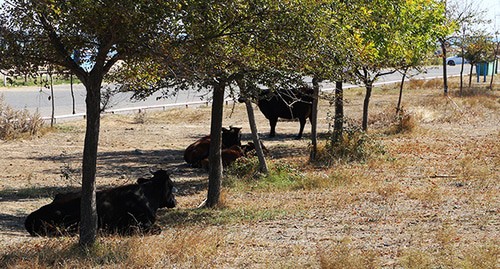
332, 80, 344, 143
244, 100, 268, 174
468, 64, 473, 88
309, 77, 320, 161
236, 79, 269, 174
79, 77, 101, 247
441, 40, 449, 95
460, 28, 465, 96
236, 79, 268, 174
205, 80, 225, 208
362, 81, 372, 131
489, 40, 499, 90
490, 59, 497, 90
460, 59, 464, 95
49, 72, 55, 127
71, 74, 76, 114
396, 67, 407, 116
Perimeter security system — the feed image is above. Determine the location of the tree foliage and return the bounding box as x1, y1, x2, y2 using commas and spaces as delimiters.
114, 0, 331, 206
344, 0, 448, 130
1, 0, 179, 246
463, 34, 496, 64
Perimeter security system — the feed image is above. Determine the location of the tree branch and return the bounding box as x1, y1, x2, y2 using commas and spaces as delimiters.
38, 14, 86, 79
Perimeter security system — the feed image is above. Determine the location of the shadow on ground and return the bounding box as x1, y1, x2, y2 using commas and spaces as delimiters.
0, 213, 26, 234
29, 148, 189, 178
0, 185, 81, 202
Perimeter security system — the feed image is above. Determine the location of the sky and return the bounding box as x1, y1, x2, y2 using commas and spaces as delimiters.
482, 0, 500, 30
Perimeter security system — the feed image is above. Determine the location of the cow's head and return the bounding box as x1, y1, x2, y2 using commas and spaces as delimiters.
141, 169, 177, 208
222, 126, 242, 147
53, 191, 81, 204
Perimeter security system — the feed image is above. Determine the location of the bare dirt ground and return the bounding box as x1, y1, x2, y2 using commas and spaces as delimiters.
0, 83, 499, 268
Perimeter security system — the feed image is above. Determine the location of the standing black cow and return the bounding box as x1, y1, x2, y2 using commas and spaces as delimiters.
256, 87, 313, 139
24, 169, 177, 236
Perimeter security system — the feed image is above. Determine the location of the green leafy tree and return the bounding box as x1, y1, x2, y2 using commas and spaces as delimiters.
489, 32, 499, 90
394, 0, 450, 114
348, 0, 401, 131
439, 0, 485, 95
345, 0, 448, 131
0, 0, 177, 247
139, 0, 283, 207
463, 33, 495, 87
224, 1, 350, 160
173, 0, 330, 205
281, 1, 343, 160
124, 0, 324, 205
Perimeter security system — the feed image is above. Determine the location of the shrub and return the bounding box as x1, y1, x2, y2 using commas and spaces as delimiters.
385, 108, 417, 135
0, 95, 45, 140
315, 120, 385, 165
133, 110, 148, 124
224, 156, 261, 182
224, 158, 305, 191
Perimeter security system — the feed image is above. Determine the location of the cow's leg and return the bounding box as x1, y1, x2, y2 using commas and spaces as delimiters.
296, 117, 306, 139
269, 117, 278, 137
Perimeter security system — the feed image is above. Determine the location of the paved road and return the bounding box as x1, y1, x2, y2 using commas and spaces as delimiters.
0, 65, 468, 119
0, 84, 212, 119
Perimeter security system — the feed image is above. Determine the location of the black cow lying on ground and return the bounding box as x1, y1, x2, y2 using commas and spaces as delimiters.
25, 169, 177, 236
241, 87, 313, 139
184, 126, 242, 167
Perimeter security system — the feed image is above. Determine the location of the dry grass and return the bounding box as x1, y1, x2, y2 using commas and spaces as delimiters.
0, 77, 499, 268
318, 239, 379, 269
0, 95, 46, 140
0, 228, 224, 268
385, 109, 417, 135
400, 228, 499, 269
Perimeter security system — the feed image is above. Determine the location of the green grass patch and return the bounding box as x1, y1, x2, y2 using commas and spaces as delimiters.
54, 124, 81, 133
224, 159, 307, 191
224, 156, 357, 193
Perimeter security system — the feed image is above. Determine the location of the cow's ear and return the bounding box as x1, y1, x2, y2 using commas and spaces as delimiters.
137, 177, 149, 184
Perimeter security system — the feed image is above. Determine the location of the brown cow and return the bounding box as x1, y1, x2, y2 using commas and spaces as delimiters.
201, 141, 269, 170
184, 126, 242, 167
200, 145, 245, 170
